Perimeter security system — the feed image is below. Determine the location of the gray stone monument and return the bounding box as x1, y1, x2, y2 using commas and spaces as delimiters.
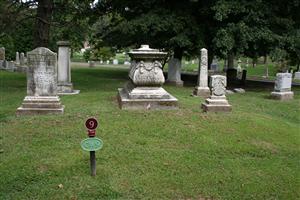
201, 75, 232, 112
15, 52, 20, 66
294, 71, 300, 80
166, 57, 184, 86
57, 41, 79, 95
271, 73, 294, 100
118, 45, 178, 110
193, 48, 210, 97
16, 47, 64, 115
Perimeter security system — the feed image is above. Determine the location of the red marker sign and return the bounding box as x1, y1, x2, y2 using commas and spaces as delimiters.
85, 118, 98, 130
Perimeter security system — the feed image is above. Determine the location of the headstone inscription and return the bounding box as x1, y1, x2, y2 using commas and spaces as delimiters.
193, 48, 210, 97
57, 41, 80, 95
271, 73, 294, 100
16, 47, 64, 115
201, 75, 232, 112
117, 45, 178, 110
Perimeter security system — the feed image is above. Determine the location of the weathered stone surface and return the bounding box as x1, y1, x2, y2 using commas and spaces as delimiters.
202, 75, 232, 112
294, 72, 300, 80
166, 57, 184, 86
118, 45, 178, 110
271, 73, 293, 100
57, 41, 79, 95
15, 52, 20, 66
0, 47, 5, 60
193, 48, 210, 97
16, 47, 64, 115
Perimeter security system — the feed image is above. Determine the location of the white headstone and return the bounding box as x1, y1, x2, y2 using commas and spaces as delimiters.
167, 57, 184, 86
16, 47, 64, 115
294, 72, 300, 80
106, 60, 110, 64
201, 75, 232, 112
113, 59, 119, 65
15, 52, 20, 66
271, 73, 294, 100
193, 48, 210, 97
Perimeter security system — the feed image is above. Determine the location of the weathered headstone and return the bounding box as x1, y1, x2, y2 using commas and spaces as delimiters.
113, 59, 119, 65
15, 52, 20, 66
20, 52, 25, 66
57, 41, 79, 95
193, 48, 210, 97
271, 73, 294, 100
118, 45, 178, 110
16, 47, 64, 115
88, 60, 95, 67
6, 61, 16, 72
294, 72, 300, 80
237, 59, 242, 73
210, 58, 219, 71
166, 57, 184, 86
201, 75, 232, 112
0, 47, 5, 60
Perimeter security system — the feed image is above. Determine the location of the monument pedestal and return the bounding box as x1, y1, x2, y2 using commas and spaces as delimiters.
271, 91, 294, 101
118, 82, 177, 110
201, 96, 232, 112
16, 96, 64, 115
193, 86, 210, 97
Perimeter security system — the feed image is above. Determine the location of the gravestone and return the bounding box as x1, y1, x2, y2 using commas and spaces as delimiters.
118, 45, 178, 110
237, 59, 242, 73
193, 48, 210, 97
201, 75, 232, 112
106, 60, 110, 64
166, 57, 184, 86
0, 47, 5, 60
16, 47, 64, 115
124, 61, 130, 65
210, 58, 219, 71
294, 72, 300, 80
57, 41, 79, 95
20, 52, 25, 66
271, 73, 294, 100
113, 59, 119, 65
15, 52, 20, 66
6, 61, 16, 72
88, 61, 95, 67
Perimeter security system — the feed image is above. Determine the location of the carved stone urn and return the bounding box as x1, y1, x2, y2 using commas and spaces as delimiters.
117, 45, 178, 110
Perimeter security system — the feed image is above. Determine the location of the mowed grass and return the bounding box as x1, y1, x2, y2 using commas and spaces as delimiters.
0, 67, 300, 200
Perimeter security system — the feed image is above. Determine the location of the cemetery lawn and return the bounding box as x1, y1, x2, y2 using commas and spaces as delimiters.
1, 67, 300, 200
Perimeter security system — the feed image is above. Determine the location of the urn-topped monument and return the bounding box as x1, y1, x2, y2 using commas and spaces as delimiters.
117, 45, 178, 109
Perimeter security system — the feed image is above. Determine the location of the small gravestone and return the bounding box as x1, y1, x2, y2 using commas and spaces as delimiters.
106, 60, 110, 64
237, 59, 242, 73
166, 57, 184, 86
294, 72, 300, 80
15, 52, 20, 66
193, 48, 210, 97
88, 60, 95, 68
124, 61, 130, 65
57, 41, 80, 95
6, 61, 16, 72
16, 47, 64, 115
201, 75, 232, 112
113, 59, 118, 65
271, 73, 294, 100
210, 58, 219, 71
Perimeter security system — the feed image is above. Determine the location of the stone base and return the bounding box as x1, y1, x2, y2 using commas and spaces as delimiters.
117, 86, 178, 110
166, 80, 184, 86
57, 83, 79, 95
270, 91, 294, 101
193, 86, 210, 98
16, 96, 64, 116
201, 97, 232, 112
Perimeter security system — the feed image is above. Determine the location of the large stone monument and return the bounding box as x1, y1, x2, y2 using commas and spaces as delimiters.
193, 48, 210, 97
201, 75, 232, 112
166, 57, 184, 86
117, 45, 178, 110
16, 47, 64, 115
57, 41, 79, 95
271, 73, 294, 100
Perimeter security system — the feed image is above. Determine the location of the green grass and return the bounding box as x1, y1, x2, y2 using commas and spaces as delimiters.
0, 68, 300, 200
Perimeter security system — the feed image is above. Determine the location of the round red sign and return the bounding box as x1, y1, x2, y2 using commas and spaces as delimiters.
85, 118, 98, 129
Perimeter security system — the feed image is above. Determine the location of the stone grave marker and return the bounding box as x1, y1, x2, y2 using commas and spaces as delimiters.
166, 57, 184, 86
16, 47, 64, 115
271, 73, 294, 100
201, 75, 232, 112
193, 48, 210, 97
57, 41, 80, 95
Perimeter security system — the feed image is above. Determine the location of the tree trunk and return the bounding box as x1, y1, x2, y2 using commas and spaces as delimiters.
34, 0, 53, 48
